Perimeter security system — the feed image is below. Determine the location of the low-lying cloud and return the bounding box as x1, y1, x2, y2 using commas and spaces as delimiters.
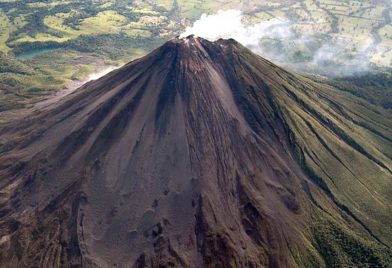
181, 10, 387, 77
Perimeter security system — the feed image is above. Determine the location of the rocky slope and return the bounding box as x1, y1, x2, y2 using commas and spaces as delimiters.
0, 37, 391, 267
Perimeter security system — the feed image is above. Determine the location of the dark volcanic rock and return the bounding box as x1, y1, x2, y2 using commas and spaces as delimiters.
0, 37, 391, 267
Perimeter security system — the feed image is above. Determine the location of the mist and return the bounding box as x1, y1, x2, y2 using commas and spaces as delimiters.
87, 66, 118, 81
181, 10, 386, 77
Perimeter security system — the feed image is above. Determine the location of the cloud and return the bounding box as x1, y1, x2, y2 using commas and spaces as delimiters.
181, 9, 383, 77
181, 10, 292, 49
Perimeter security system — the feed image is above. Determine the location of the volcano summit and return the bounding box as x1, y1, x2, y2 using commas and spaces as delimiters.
0, 37, 391, 267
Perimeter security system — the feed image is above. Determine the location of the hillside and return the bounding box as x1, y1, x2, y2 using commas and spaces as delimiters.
0, 37, 390, 267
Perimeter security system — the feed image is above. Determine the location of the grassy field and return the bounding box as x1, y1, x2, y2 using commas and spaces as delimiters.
0, 0, 390, 111
0, 11, 12, 53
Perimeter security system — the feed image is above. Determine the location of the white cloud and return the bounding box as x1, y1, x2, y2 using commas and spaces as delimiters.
180, 9, 384, 77
181, 10, 292, 49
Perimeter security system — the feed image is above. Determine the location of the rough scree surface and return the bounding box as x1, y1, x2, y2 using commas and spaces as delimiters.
0, 37, 391, 267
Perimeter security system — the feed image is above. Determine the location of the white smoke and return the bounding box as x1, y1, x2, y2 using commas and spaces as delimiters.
181, 10, 292, 50
87, 66, 118, 81
181, 10, 386, 77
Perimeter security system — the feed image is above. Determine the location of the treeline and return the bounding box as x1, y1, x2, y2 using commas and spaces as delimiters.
66, 33, 167, 59
330, 71, 392, 109
12, 41, 64, 55
11, 31, 169, 60
0, 52, 35, 74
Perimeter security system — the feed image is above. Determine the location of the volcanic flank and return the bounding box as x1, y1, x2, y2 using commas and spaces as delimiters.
0, 37, 391, 267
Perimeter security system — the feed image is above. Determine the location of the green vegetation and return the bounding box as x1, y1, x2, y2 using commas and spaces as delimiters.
237, 42, 392, 248
0, 49, 93, 111
0, 0, 184, 110
313, 220, 392, 267
325, 71, 392, 109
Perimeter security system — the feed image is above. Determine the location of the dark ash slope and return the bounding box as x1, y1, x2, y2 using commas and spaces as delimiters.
0, 37, 391, 267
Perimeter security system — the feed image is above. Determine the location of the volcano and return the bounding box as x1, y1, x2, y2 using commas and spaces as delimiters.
0, 37, 391, 267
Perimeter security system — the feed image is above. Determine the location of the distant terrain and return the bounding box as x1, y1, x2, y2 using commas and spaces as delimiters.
0, 0, 391, 111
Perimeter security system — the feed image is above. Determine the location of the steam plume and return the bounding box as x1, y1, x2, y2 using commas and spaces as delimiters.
181, 10, 387, 77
